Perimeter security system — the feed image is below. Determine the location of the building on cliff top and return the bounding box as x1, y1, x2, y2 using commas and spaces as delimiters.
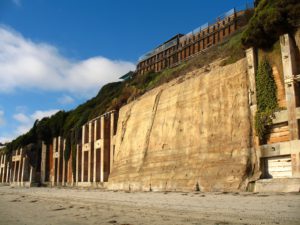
136, 8, 249, 75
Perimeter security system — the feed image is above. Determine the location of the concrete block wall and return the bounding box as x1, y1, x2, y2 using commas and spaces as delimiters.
76, 111, 116, 187
110, 110, 118, 173
0, 153, 10, 184
49, 137, 73, 187
10, 149, 35, 187
247, 33, 300, 192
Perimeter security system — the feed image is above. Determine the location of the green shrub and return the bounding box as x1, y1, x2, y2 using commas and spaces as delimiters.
242, 0, 300, 49
255, 59, 278, 140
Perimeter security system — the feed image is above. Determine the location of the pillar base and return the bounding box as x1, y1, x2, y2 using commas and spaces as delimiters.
253, 178, 300, 192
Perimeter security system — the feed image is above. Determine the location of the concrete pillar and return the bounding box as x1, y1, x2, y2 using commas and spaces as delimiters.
6, 162, 10, 183
29, 166, 33, 183
1, 156, 4, 183
93, 120, 97, 183
88, 122, 92, 182
100, 148, 104, 182
57, 137, 61, 184
0, 155, 3, 182
246, 48, 259, 147
2, 155, 5, 182
76, 144, 79, 185
0, 155, 3, 183
16, 156, 20, 183
52, 137, 56, 185
88, 122, 92, 143
81, 126, 85, 182
62, 139, 65, 186
41, 141, 47, 183
110, 112, 116, 173
13, 154, 16, 182
21, 156, 26, 185
110, 114, 114, 173
3, 155, 5, 183
17, 149, 22, 183
67, 148, 73, 186
246, 48, 257, 106
280, 34, 299, 140
100, 116, 105, 182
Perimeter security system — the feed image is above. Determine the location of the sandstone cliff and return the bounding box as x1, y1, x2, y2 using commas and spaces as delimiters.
108, 59, 258, 192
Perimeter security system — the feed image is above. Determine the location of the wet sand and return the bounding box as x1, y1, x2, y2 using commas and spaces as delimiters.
0, 185, 299, 225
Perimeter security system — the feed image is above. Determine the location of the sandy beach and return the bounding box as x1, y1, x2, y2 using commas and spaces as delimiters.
0, 186, 299, 225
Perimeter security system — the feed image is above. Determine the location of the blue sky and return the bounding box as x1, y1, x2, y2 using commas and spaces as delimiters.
0, 0, 252, 143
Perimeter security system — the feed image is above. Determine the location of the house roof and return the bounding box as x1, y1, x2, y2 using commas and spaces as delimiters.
119, 71, 134, 80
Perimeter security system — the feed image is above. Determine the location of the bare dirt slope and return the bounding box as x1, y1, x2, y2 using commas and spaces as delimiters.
109, 59, 258, 192
0, 186, 299, 225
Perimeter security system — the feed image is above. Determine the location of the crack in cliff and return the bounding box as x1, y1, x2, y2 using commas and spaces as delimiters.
120, 102, 136, 145
138, 89, 163, 171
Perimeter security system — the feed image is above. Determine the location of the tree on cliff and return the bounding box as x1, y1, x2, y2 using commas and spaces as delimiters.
242, 0, 300, 48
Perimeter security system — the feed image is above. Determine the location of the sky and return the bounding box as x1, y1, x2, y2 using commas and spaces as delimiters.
0, 0, 252, 143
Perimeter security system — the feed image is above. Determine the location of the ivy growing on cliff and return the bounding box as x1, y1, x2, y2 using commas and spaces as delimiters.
254, 59, 278, 141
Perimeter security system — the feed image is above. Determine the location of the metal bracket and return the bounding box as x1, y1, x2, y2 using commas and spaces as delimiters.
285, 74, 300, 85
53, 152, 59, 158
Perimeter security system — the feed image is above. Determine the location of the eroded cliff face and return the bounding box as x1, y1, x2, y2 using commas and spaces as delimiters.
108, 59, 258, 192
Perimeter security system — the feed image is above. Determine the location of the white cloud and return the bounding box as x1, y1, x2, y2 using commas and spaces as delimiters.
8, 109, 59, 142
13, 113, 30, 123
0, 135, 14, 144
0, 110, 5, 126
31, 109, 59, 121
0, 26, 135, 97
58, 95, 75, 105
16, 124, 31, 135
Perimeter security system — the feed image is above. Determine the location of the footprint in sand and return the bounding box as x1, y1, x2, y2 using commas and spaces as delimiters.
52, 207, 67, 211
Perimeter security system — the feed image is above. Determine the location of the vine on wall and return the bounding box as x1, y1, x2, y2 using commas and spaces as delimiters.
254, 58, 278, 141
